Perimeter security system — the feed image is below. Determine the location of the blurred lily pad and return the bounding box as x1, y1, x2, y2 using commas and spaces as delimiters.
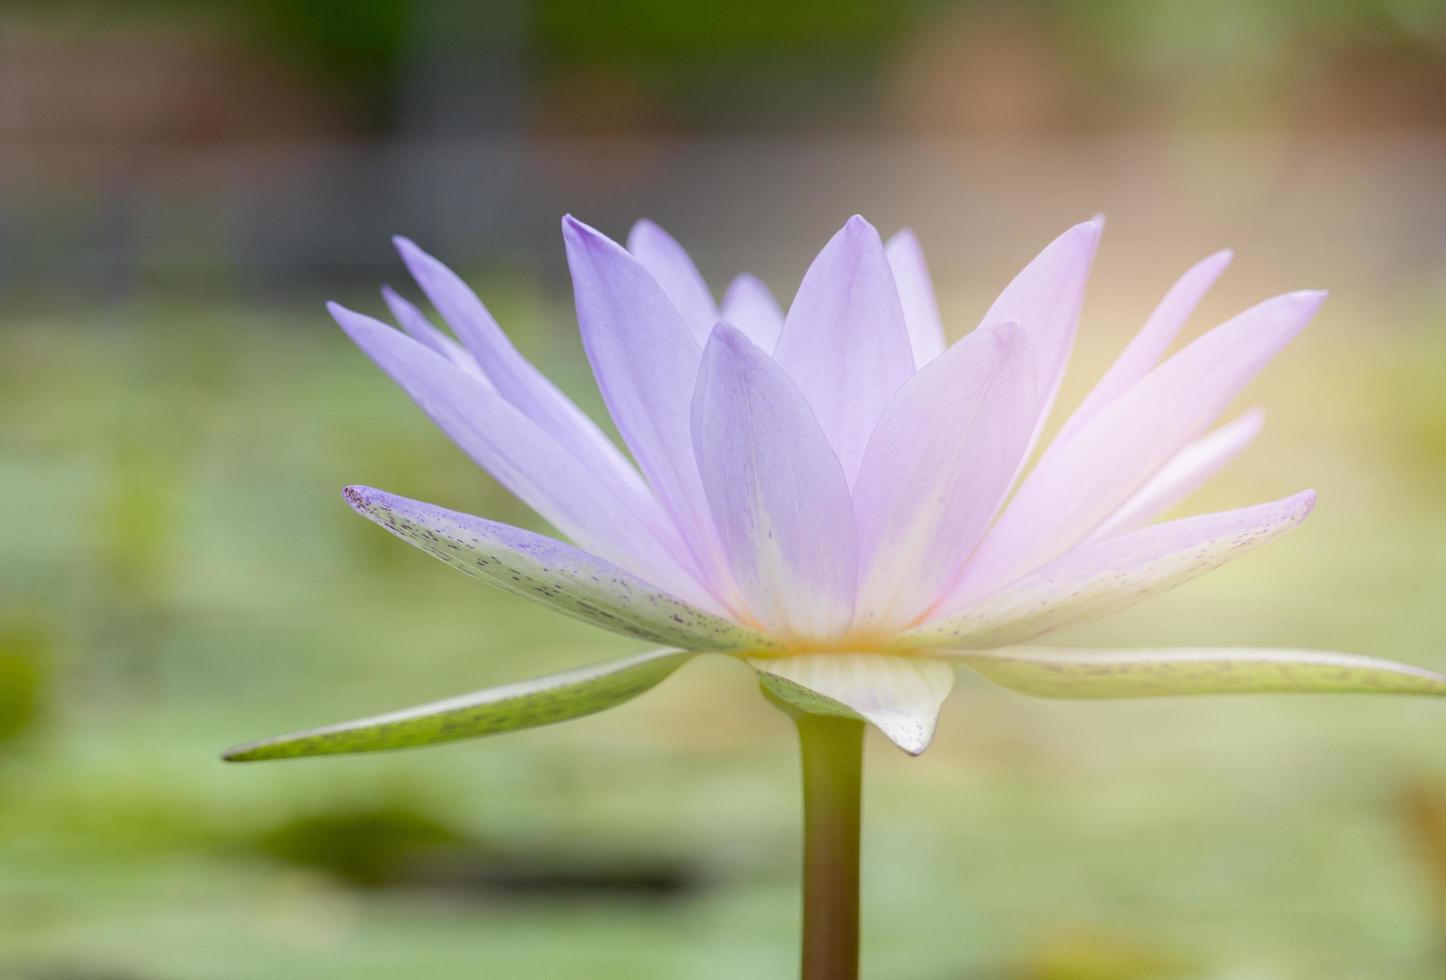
0, 619, 49, 744
249, 804, 701, 900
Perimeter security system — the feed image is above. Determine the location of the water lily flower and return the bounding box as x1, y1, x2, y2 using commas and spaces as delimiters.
225, 214, 1446, 978
226, 215, 1446, 763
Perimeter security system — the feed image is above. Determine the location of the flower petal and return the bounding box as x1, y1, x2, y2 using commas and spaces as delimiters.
885, 229, 947, 368
978, 218, 1103, 447
951, 290, 1325, 606
955, 646, 1446, 699
851, 322, 1038, 630
898, 491, 1314, 651
1088, 408, 1264, 542
750, 653, 955, 755
345, 486, 777, 652
380, 284, 479, 374
1051, 249, 1232, 449
627, 219, 719, 344
562, 216, 729, 599
392, 238, 655, 518
223, 648, 698, 761
329, 303, 706, 604
692, 324, 858, 640
773, 216, 915, 483
720, 273, 785, 352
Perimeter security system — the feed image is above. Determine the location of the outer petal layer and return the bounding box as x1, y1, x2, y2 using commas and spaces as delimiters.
773, 216, 915, 483
899, 491, 1314, 651
380, 285, 477, 373
392, 238, 656, 526
957, 647, 1446, 699
330, 304, 701, 603
1051, 249, 1232, 449
345, 486, 777, 652
627, 219, 719, 344
563, 216, 726, 594
1089, 409, 1265, 541
751, 653, 955, 755
978, 218, 1103, 447
953, 290, 1324, 604
692, 325, 858, 640
223, 648, 697, 761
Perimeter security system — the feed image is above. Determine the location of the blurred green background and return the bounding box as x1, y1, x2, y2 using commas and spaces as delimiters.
3, 2, 1446, 978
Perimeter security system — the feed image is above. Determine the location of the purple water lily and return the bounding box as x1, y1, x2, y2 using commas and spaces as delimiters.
227, 214, 1446, 762
226, 214, 1446, 979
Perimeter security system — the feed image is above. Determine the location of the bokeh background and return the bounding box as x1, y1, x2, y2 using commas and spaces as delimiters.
3, 2, 1446, 977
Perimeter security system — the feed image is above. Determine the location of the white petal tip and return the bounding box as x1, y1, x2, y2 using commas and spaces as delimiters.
868, 713, 939, 755
750, 654, 954, 757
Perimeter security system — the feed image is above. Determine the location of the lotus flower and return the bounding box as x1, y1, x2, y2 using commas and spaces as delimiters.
224, 215, 1446, 763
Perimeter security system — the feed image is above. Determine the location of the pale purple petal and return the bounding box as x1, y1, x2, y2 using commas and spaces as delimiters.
391, 239, 659, 526
949, 290, 1325, 606
955, 646, 1446, 699
1051, 249, 1232, 449
344, 486, 775, 651
977, 218, 1103, 448
885, 229, 947, 367
562, 216, 731, 600
329, 302, 712, 608
851, 322, 1037, 631
627, 219, 719, 344
750, 653, 954, 755
381, 285, 479, 375
692, 324, 858, 640
897, 491, 1314, 651
773, 216, 915, 483
720, 273, 785, 352
1088, 408, 1264, 541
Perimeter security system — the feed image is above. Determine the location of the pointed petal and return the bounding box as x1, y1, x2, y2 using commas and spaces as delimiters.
885, 229, 947, 367
627, 219, 719, 344
381, 285, 479, 374
562, 216, 728, 597
392, 239, 655, 523
956, 646, 1446, 699
1052, 250, 1232, 448
692, 325, 858, 640
720, 273, 785, 352
978, 218, 1103, 446
773, 216, 915, 483
851, 322, 1037, 630
898, 491, 1314, 651
329, 303, 704, 604
223, 648, 697, 761
750, 654, 954, 755
1089, 408, 1265, 541
952, 290, 1325, 605
345, 486, 777, 652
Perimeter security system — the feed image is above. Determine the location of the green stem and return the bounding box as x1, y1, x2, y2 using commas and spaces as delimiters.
795, 712, 864, 980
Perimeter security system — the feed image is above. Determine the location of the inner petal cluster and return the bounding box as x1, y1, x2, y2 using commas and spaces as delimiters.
331, 213, 1323, 653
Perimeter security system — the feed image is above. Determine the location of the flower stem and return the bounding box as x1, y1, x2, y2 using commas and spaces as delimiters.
794, 712, 864, 980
